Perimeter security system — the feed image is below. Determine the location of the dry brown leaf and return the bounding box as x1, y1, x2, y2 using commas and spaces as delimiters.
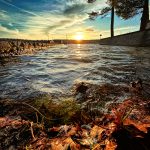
124, 119, 150, 133
50, 142, 64, 150
92, 144, 101, 150
48, 126, 61, 132
66, 127, 78, 137
79, 138, 94, 147
107, 123, 116, 133
143, 116, 150, 123
81, 128, 89, 138
105, 140, 117, 150
50, 138, 64, 150
0, 117, 8, 127
135, 124, 150, 133
90, 125, 104, 139
0, 117, 28, 128
63, 137, 80, 150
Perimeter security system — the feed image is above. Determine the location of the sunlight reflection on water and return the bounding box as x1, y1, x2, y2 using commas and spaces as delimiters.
0, 44, 150, 100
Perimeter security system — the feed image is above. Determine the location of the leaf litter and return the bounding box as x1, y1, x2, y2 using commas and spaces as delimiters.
0, 82, 150, 150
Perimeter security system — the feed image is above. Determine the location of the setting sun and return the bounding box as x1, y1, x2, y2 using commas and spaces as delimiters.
74, 33, 84, 41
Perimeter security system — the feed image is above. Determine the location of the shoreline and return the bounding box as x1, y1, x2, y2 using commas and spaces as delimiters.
0, 40, 56, 57
99, 29, 150, 47
0, 65, 150, 149
0, 40, 150, 149
0, 90, 150, 150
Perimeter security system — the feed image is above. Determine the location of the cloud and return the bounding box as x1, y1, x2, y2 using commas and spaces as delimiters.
63, 3, 87, 15
115, 26, 139, 32
45, 20, 72, 32
0, 24, 19, 35
63, 0, 107, 16
86, 27, 95, 32
0, 10, 10, 20
0, 0, 142, 40
0, 0, 107, 39
25, 12, 88, 37
0, 0, 39, 16
101, 26, 139, 38
8, 22, 13, 26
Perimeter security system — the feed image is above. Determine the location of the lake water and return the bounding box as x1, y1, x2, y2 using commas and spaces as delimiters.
0, 44, 150, 100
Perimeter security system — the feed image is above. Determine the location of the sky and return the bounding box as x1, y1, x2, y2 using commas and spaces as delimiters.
0, 0, 149, 40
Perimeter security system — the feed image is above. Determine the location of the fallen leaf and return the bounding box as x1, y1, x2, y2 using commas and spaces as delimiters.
105, 140, 117, 150
92, 144, 101, 150
66, 127, 78, 137
63, 137, 80, 150
90, 125, 104, 140
124, 119, 150, 133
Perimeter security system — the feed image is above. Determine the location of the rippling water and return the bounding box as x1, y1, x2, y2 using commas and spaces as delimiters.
0, 44, 150, 100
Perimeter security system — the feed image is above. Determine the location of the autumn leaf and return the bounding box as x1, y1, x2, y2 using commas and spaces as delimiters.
63, 137, 80, 150
92, 144, 101, 150
66, 127, 78, 137
105, 139, 117, 150
124, 118, 150, 133
90, 125, 104, 140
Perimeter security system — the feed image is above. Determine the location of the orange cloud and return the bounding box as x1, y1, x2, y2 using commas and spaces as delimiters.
86, 28, 94, 32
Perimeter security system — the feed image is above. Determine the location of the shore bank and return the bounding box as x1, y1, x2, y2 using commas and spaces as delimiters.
0, 81, 150, 150
0, 39, 55, 57
0, 93, 150, 150
99, 29, 150, 47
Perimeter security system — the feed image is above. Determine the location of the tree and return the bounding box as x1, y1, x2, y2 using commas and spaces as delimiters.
88, 0, 149, 37
113, 0, 149, 31
140, 0, 149, 31
88, 0, 115, 37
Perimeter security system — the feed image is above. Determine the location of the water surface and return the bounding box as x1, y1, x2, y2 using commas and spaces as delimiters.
0, 44, 150, 100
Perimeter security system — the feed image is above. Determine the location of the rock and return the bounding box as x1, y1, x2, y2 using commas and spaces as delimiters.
75, 82, 88, 94
0, 40, 52, 57
130, 78, 143, 95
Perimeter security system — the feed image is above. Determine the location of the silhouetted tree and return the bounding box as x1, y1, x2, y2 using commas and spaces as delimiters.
88, 0, 116, 37
88, 0, 149, 36
140, 0, 149, 31
112, 0, 149, 31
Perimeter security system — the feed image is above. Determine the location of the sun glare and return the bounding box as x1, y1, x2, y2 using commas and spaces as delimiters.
74, 33, 84, 41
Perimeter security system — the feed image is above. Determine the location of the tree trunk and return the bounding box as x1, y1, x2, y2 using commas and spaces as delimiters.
140, 0, 149, 31
111, 6, 114, 37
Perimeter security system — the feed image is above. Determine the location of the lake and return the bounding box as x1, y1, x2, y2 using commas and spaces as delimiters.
0, 44, 150, 100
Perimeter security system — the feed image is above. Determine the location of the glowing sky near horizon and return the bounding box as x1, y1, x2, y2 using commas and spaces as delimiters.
0, 0, 149, 40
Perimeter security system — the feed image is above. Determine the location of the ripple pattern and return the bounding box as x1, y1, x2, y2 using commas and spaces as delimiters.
0, 44, 150, 100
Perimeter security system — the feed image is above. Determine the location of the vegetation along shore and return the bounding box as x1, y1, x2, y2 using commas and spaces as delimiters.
0, 81, 150, 150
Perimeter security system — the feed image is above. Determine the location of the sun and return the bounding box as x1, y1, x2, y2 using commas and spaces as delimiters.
74, 33, 84, 41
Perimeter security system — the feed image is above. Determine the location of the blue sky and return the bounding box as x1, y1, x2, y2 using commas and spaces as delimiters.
0, 0, 149, 40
